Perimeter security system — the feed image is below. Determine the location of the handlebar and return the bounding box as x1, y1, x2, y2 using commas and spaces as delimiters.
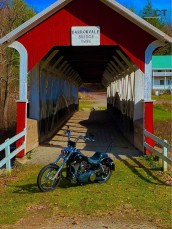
64, 126, 95, 143
76, 134, 95, 142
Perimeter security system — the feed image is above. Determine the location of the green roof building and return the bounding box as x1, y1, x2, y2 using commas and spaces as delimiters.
152, 55, 172, 93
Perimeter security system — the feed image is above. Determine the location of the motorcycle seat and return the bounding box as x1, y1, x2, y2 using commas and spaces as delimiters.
88, 152, 108, 164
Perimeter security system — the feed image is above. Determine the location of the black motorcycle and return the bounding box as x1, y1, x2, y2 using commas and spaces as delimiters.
37, 126, 115, 192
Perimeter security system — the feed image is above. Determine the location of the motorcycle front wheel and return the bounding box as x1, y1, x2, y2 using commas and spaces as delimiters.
37, 164, 61, 192
97, 165, 112, 183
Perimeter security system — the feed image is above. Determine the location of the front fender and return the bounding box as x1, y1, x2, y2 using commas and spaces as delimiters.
101, 158, 115, 171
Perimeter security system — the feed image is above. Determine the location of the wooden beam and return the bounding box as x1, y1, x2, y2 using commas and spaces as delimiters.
112, 56, 126, 70
41, 50, 59, 69
110, 61, 121, 73
58, 60, 68, 71
52, 56, 64, 69
116, 50, 133, 68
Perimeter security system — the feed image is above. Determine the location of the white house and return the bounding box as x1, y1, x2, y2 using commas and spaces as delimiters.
152, 55, 172, 93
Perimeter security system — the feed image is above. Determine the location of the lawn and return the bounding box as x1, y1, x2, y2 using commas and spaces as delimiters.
79, 100, 96, 110
153, 102, 172, 143
154, 105, 172, 122
79, 101, 106, 111
0, 158, 171, 228
152, 94, 172, 101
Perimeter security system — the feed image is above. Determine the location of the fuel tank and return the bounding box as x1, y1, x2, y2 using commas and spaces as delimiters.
70, 152, 88, 164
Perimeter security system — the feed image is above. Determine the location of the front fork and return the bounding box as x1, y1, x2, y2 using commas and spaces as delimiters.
52, 151, 73, 180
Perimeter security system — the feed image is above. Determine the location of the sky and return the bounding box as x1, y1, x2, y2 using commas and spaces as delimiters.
24, 0, 172, 23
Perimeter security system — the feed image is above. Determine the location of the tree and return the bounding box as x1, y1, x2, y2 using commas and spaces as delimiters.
139, 0, 172, 55
125, 0, 172, 55
140, 0, 165, 28
0, 0, 35, 129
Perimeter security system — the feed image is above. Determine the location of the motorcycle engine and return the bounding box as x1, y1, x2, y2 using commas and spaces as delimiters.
77, 161, 96, 183
69, 153, 96, 183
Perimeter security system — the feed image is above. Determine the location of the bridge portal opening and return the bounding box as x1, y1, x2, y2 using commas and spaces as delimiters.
28, 44, 141, 152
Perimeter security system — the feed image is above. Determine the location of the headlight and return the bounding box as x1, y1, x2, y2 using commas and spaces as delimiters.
61, 150, 68, 156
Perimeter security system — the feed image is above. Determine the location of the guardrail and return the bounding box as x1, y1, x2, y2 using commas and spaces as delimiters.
144, 129, 172, 171
0, 129, 26, 174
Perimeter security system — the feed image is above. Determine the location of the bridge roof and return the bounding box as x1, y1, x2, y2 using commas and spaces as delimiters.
0, 0, 172, 85
0, 0, 171, 45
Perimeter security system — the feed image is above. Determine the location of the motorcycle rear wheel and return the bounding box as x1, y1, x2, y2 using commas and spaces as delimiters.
97, 165, 112, 183
37, 164, 61, 192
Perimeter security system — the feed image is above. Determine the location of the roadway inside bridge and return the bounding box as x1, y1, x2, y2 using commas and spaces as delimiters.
27, 110, 142, 165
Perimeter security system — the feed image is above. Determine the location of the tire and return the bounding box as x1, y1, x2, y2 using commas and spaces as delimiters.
37, 164, 61, 192
97, 165, 112, 183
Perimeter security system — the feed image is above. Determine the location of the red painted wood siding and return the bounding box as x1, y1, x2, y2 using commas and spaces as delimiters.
144, 102, 154, 153
16, 102, 27, 157
17, 0, 155, 72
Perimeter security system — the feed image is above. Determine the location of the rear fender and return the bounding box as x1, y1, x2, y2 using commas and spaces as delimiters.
101, 158, 115, 171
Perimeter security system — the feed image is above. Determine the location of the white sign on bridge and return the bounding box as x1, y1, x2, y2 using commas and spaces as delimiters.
71, 26, 100, 46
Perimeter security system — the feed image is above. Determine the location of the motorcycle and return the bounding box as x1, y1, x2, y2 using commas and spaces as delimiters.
37, 126, 115, 192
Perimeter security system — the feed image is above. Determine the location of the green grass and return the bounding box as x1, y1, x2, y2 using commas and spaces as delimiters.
79, 100, 96, 110
154, 106, 172, 122
152, 94, 172, 101
79, 101, 106, 111
0, 158, 171, 228
153, 101, 172, 143
97, 106, 106, 110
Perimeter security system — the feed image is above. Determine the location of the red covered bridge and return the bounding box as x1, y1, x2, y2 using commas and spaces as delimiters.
0, 0, 171, 157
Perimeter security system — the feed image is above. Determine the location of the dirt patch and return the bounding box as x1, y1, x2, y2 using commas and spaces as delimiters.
3, 206, 159, 229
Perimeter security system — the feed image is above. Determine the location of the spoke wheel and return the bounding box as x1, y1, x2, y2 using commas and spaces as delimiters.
97, 165, 112, 183
37, 164, 61, 192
